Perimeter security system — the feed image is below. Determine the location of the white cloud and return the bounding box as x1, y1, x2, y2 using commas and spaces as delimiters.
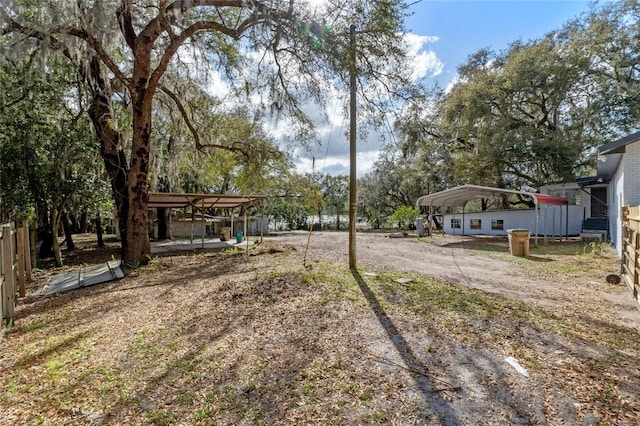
404, 33, 444, 80
294, 150, 378, 178
189, 31, 446, 178
444, 74, 464, 94
206, 69, 230, 98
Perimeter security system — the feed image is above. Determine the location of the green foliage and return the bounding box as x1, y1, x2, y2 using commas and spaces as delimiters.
2, 0, 416, 263
563, 0, 640, 133
320, 174, 349, 229
387, 205, 418, 230
0, 59, 111, 223
376, 1, 639, 202
265, 198, 309, 231
261, 171, 326, 231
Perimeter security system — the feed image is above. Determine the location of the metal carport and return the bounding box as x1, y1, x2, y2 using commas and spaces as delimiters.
416, 184, 569, 245
147, 193, 265, 247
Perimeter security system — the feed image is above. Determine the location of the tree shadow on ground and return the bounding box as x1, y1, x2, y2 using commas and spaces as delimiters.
351, 268, 461, 424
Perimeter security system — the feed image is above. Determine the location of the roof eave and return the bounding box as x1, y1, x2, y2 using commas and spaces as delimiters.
598, 130, 640, 155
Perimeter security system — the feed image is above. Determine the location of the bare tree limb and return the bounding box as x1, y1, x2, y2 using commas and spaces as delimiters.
116, 0, 138, 49
159, 84, 250, 157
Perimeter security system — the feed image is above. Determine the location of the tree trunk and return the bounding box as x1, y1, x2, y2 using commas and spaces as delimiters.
68, 212, 79, 233
85, 55, 130, 261
61, 210, 75, 251
157, 208, 169, 240
316, 206, 323, 231
96, 213, 104, 247
158, 177, 172, 240
80, 210, 89, 233
123, 89, 153, 264
29, 225, 37, 269
38, 207, 54, 259
51, 206, 63, 267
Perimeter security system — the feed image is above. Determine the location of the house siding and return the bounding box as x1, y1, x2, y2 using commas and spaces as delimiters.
610, 167, 624, 255
624, 140, 640, 206
604, 139, 639, 255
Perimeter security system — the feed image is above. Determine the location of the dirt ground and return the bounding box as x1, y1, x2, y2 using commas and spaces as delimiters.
1, 231, 639, 425
269, 230, 640, 330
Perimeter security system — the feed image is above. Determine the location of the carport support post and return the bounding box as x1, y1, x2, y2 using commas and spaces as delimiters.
190, 207, 194, 244
559, 205, 563, 242
535, 203, 539, 246
452, 211, 456, 235
244, 209, 248, 252
544, 205, 548, 245
260, 200, 264, 243
565, 205, 569, 241
462, 207, 466, 236
201, 199, 205, 249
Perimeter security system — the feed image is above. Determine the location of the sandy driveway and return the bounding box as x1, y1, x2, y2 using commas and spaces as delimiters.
264, 230, 640, 331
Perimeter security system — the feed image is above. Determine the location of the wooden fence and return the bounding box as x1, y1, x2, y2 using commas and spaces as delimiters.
1, 220, 32, 328
621, 206, 640, 309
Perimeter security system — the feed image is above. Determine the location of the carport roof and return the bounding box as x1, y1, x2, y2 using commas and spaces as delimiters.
416, 184, 568, 209
147, 193, 265, 210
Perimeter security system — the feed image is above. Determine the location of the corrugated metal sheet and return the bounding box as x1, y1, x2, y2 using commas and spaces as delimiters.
42, 260, 124, 296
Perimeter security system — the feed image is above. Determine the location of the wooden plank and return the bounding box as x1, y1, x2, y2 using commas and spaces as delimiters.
623, 273, 632, 290
621, 206, 640, 309
17, 226, 26, 297
635, 232, 640, 286
2, 224, 15, 324
0, 226, 5, 329
0, 275, 4, 328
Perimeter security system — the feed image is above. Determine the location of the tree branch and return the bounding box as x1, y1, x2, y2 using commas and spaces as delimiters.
64, 27, 133, 91
116, 0, 137, 49
158, 84, 202, 145
1, 19, 131, 93
158, 0, 178, 41
149, 19, 244, 91
159, 84, 250, 157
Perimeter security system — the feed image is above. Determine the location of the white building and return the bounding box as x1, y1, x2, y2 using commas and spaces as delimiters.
596, 131, 640, 254
416, 185, 569, 244
538, 177, 609, 237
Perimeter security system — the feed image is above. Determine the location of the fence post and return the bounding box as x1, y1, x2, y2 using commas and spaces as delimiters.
1, 226, 4, 326
22, 219, 32, 282
622, 206, 628, 275
17, 225, 26, 298
635, 231, 639, 289
2, 223, 16, 325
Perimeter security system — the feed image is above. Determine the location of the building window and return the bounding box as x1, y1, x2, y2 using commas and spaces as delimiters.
451, 218, 461, 229
573, 191, 582, 206
550, 188, 582, 206
470, 219, 481, 230
491, 219, 504, 230
565, 189, 582, 206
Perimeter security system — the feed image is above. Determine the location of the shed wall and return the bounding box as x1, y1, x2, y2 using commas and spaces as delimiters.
172, 221, 207, 238
442, 206, 576, 236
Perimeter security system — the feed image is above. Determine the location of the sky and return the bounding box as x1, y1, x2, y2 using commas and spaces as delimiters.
290, 0, 598, 178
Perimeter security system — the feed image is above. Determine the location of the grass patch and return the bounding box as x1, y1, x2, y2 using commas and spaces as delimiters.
2, 242, 638, 425
467, 240, 619, 280
143, 408, 175, 425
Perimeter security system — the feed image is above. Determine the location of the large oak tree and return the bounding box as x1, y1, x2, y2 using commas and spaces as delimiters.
1, 0, 414, 264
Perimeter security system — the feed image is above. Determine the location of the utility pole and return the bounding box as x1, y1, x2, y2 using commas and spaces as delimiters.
348, 24, 357, 269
